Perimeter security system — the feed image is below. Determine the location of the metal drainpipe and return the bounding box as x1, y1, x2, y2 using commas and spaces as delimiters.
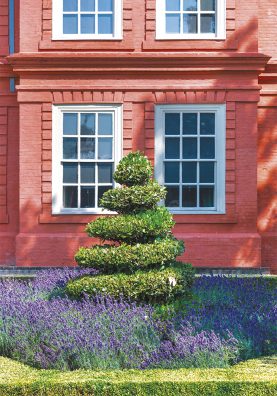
9, 0, 15, 92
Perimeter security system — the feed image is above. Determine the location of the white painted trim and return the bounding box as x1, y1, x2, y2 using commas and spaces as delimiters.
52, 0, 123, 40
156, 0, 226, 40
52, 104, 123, 215
155, 104, 226, 214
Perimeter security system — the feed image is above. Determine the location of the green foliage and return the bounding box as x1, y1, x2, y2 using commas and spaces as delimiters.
86, 207, 175, 243
66, 265, 194, 303
100, 181, 167, 214
113, 151, 153, 186
75, 238, 185, 274
1, 356, 276, 396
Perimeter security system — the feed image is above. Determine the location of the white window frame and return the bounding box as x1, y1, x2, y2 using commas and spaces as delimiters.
156, 0, 226, 40
155, 104, 226, 214
52, 0, 123, 40
52, 104, 122, 215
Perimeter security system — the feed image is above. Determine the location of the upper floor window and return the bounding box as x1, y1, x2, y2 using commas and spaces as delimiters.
156, 0, 226, 40
52, 0, 122, 40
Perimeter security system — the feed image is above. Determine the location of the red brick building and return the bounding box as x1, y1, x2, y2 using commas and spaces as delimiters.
0, 0, 276, 272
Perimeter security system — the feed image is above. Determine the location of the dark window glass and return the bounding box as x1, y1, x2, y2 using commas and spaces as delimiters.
63, 163, 78, 183
200, 113, 215, 135
63, 15, 78, 34
183, 0, 198, 11
63, 0, 78, 12
183, 138, 197, 159
81, 187, 95, 208
183, 14, 197, 33
201, 0, 215, 11
165, 138, 180, 159
200, 162, 214, 183
98, 138, 112, 159
98, 186, 110, 205
81, 0, 95, 11
63, 113, 78, 135
63, 186, 78, 208
201, 14, 215, 33
81, 15, 95, 34
165, 162, 180, 183
98, 0, 113, 11
200, 186, 214, 207
182, 162, 197, 183
200, 138, 215, 159
182, 186, 197, 207
63, 138, 78, 159
81, 163, 95, 183
166, 0, 180, 11
81, 138, 95, 159
183, 113, 197, 135
165, 186, 180, 207
81, 113, 95, 135
98, 114, 113, 135
98, 164, 113, 183
166, 14, 181, 33
165, 113, 180, 135
98, 14, 113, 34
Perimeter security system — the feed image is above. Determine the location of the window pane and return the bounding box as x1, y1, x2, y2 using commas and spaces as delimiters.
63, 163, 78, 183
166, 0, 180, 11
183, 138, 197, 159
81, 14, 95, 34
81, 138, 95, 159
98, 186, 110, 205
200, 113, 215, 135
81, 0, 95, 11
63, 14, 78, 34
182, 162, 197, 183
165, 186, 180, 207
98, 138, 112, 159
200, 138, 215, 159
81, 113, 95, 135
201, 0, 215, 11
200, 186, 214, 207
183, 113, 197, 135
166, 14, 181, 33
63, 186, 78, 208
182, 186, 197, 207
63, 138, 78, 159
81, 187, 95, 208
183, 14, 197, 33
98, 14, 113, 34
165, 162, 180, 183
63, 0, 78, 12
98, 114, 113, 135
165, 113, 180, 135
98, 0, 113, 11
165, 138, 180, 159
183, 0, 197, 11
200, 162, 214, 183
81, 163, 95, 183
98, 164, 113, 183
63, 113, 78, 135
201, 14, 215, 33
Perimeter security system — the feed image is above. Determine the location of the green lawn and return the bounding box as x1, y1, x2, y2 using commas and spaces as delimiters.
1, 356, 276, 396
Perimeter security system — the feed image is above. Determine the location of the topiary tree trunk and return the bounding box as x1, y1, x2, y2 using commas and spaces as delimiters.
66, 152, 194, 303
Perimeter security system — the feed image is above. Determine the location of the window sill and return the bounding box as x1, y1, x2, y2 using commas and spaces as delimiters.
155, 35, 226, 41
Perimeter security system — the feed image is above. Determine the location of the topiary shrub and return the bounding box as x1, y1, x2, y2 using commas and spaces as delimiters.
70, 151, 194, 303
66, 265, 194, 304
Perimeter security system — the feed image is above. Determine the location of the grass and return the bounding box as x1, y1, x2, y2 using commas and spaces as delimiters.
0, 356, 276, 395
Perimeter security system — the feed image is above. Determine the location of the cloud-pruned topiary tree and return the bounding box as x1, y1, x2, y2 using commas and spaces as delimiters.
66, 152, 194, 303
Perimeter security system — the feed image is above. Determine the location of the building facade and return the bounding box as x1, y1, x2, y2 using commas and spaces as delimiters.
0, 0, 276, 272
